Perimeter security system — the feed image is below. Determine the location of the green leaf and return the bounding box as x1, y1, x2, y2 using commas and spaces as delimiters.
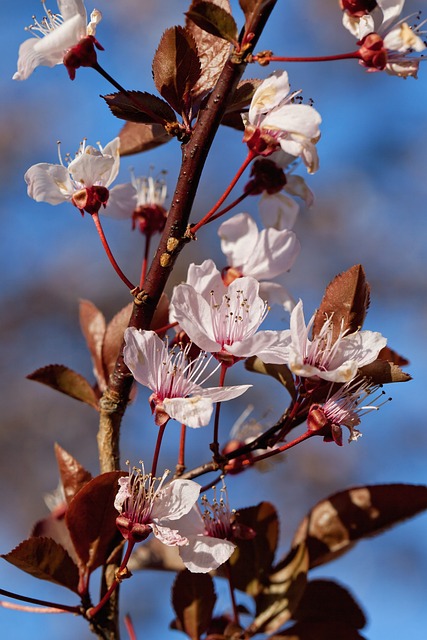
65, 472, 124, 572
312, 265, 370, 342
186, 1, 238, 43
54, 443, 92, 505
2, 537, 80, 593
292, 484, 427, 569
27, 364, 99, 410
250, 543, 308, 635
103, 91, 177, 125
245, 356, 296, 399
152, 26, 201, 115
118, 122, 172, 156
229, 502, 279, 595
172, 570, 216, 640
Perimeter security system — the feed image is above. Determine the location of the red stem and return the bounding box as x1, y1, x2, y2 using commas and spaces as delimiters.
255, 52, 361, 63
155, 321, 179, 335
191, 151, 255, 234
87, 541, 135, 619
206, 189, 253, 225
244, 429, 314, 466
124, 614, 137, 640
151, 422, 167, 477
225, 560, 239, 626
177, 423, 187, 472
91, 213, 136, 290
140, 233, 151, 289
0, 588, 80, 615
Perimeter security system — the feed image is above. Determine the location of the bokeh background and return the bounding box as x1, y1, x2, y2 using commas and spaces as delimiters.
1, 0, 427, 638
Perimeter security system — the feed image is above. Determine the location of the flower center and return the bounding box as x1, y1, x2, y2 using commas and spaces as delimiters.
201, 488, 233, 540
209, 288, 267, 348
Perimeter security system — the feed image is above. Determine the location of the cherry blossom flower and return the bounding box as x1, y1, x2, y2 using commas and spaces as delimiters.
123, 328, 251, 428
218, 213, 300, 310
13, 0, 102, 81
24, 136, 120, 215
173, 484, 238, 573
343, 0, 426, 77
307, 378, 389, 445
106, 172, 168, 236
170, 260, 289, 366
114, 463, 201, 545
242, 70, 322, 173
279, 300, 387, 382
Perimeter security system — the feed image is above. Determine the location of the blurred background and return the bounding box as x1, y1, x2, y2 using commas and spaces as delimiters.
1, 0, 427, 638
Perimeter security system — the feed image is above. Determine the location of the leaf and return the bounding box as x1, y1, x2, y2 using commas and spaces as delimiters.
186, 0, 231, 103
31, 513, 79, 567
152, 26, 201, 115
79, 299, 106, 390
54, 443, 92, 505
245, 356, 296, 399
292, 484, 427, 569
378, 345, 409, 367
249, 543, 308, 635
271, 621, 367, 639
239, 0, 275, 22
27, 365, 99, 410
293, 579, 366, 629
312, 265, 370, 342
229, 502, 279, 595
172, 570, 216, 640
102, 303, 133, 378
103, 91, 177, 125
118, 121, 172, 156
65, 472, 124, 572
225, 78, 261, 113
359, 359, 411, 384
186, 1, 238, 43
2, 537, 80, 593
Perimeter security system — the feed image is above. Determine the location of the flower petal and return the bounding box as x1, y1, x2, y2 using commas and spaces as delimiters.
180, 536, 236, 573
218, 213, 259, 268
25, 162, 74, 204
170, 284, 220, 352
153, 479, 201, 521
185, 260, 226, 298
123, 328, 164, 391
259, 192, 300, 230
163, 396, 214, 428
104, 182, 137, 219
249, 70, 291, 122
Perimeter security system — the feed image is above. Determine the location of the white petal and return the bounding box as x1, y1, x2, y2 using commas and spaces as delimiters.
58, 0, 86, 21
180, 536, 236, 573
263, 104, 321, 140
101, 137, 121, 186
330, 331, 387, 369
153, 479, 201, 520
386, 59, 420, 77
259, 281, 295, 311
227, 329, 291, 363
170, 285, 220, 352
289, 300, 310, 356
378, 0, 405, 31
218, 213, 259, 267
152, 524, 188, 546
200, 384, 252, 403
114, 476, 131, 513
249, 70, 290, 122
68, 151, 115, 188
103, 182, 137, 219
163, 396, 214, 428
244, 228, 300, 279
123, 328, 164, 391
342, 12, 365, 38
285, 174, 314, 207
259, 192, 300, 230
25, 163, 74, 204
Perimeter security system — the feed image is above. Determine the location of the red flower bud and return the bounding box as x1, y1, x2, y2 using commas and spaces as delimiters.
63, 35, 104, 81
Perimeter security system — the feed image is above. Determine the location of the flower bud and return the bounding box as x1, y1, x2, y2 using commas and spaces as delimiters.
63, 35, 104, 81
358, 33, 387, 70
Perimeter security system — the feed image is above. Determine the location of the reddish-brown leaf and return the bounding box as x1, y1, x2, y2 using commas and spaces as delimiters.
31, 513, 79, 567
378, 345, 409, 367
239, 0, 275, 22
102, 303, 133, 378
292, 484, 427, 569
359, 359, 412, 384
245, 356, 296, 399
312, 265, 370, 342
118, 122, 172, 156
65, 472, 124, 572
172, 570, 216, 640
152, 26, 201, 115
79, 299, 106, 389
186, 0, 231, 103
229, 502, 280, 595
250, 543, 308, 635
103, 91, 177, 124
271, 621, 367, 639
54, 443, 92, 505
293, 579, 366, 629
27, 365, 99, 410
2, 537, 80, 593
186, 1, 238, 43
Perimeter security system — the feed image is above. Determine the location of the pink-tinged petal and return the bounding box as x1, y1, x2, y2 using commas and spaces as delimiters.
180, 536, 236, 573
200, 384, 252, 403
285, 174, 314, 207
227, 329, 291, 362
226, 276, 266, 335
249, 70, 291, 122
13, 14, 86, 80
25, 163, 74, 204
171, 505, 206, 537
185, 260, 225, 298
152, 479, 201, 521
330, 331, 387, 370
289, 300, 309, 356
58, 0, 87, 22
104, 182, 137, 219
114, 476, 131, 513
152, 523, 188, 546
170, 285, 220, 352
244, 228, 300, 279
123, 328, 164, 391
163, 396, 214, 428
263, 104, 321, 140
218, 213, 259, 268
259, 192, 300, 230
259, 282, 295, 312
68, 150, 115, 187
